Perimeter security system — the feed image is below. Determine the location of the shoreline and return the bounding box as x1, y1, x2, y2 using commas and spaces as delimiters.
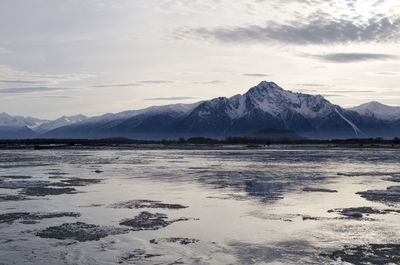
0, 138, 399, 150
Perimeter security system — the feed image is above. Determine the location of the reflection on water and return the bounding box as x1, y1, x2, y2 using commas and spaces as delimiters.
0, 146, 400, 264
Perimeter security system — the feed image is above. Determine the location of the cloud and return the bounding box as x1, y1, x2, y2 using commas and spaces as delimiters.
243, 73, 270, 77
327, 90, 376, 93
93, 83, 142, 88
321, 94, 345, 97
0, 87, 72, 94
192, 80, 224, 85
144, 97, 198, 101
0, 65, 95, 85
297, 83, 325, 87
188, 16, 400, 45
140, 80, 174, 84
312, 53, 397, 62
373, 71, 400, 76
0, 47, 10, 55
42, 95, 79, 99
93, 80, 174, 88
0, 80, 44, 84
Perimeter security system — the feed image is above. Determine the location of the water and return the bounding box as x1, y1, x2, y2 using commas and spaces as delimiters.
0, 146, 400, 264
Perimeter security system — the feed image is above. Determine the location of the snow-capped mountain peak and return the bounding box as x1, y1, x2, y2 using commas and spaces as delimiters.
0, 112, 48, 128
243, 81, 333, 119
349, 101, 400, 121
192, 81, 336, 121
33, 114, 88, 132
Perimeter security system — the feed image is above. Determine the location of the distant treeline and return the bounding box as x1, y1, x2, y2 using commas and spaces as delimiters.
175, 136, 399, 145
0, 136, 399, 148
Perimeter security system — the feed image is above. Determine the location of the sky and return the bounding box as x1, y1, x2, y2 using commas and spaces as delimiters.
1, 0, 400, 119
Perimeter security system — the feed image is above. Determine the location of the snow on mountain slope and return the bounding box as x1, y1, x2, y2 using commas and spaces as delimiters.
85, 102, 203, 124
335, 106, 366, 137
0, 112, 89, 134
34, 115, 88, 132
0, 101, 203, 136
226, 94, 246, 119
214, 81, 336, 121
3, 81, 400, 140
44, 81, 397, 139
349, 101, 400, 121
0, 112, 48, 128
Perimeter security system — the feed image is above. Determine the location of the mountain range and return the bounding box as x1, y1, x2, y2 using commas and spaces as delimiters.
1, 81, 399, 140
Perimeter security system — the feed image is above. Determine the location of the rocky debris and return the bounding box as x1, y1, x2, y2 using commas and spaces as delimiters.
0, 180, 49, 189
387, 176, 400, 183
49, 178, 102, 187
150, 237, 199, 245
303, 187, 337, 193
110, 200, 187, 210
0, 194, 29, 202
337, 172, 400, 177
0, 212, 30, 224
47, 172, 69, 176
0, 176, 101, 196
342, 211, 363, 218
36, 222, 129, 242
357, 186, 400, 204
0, 175, 32, 179
2, 177, 102, 196
94, 170, 103, 174
79, 203, 104, 208
302, 216, 319, 221
47, 172, 69, 179
20, 220, 39, 224
328, 207, 400, 218
118, 249, 162, 264
0, 212, 80, 224
20, 187, 77, 196
119, 211, 189, 231
321, 244, 400, 264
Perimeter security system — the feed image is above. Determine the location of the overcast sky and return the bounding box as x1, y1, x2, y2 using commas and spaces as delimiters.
1, 0, 400, 119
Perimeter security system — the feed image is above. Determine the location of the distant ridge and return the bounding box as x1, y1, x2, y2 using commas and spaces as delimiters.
349, 101, 400, 121
1, 81, 399, 140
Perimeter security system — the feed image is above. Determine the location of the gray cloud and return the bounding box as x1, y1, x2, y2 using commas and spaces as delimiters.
0, 80, 44, 84
243, 73, 270, 77
93, 83, 142, 88
192, 80, 224, 85
321, 94, 344, 97
140, 80, 174, 84
144, 97, 198, 101
328, 90, 376, 93
374, 71, 400, 76
297, 83, 325, 87
0, 87, 72, 94
313, 53, 397, 63
93, 80, 174, 88
42, 95, 79, 99
188, 16, 400, 45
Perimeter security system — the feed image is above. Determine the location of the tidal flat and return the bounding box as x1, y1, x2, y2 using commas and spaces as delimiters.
0, 146, 400, 264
